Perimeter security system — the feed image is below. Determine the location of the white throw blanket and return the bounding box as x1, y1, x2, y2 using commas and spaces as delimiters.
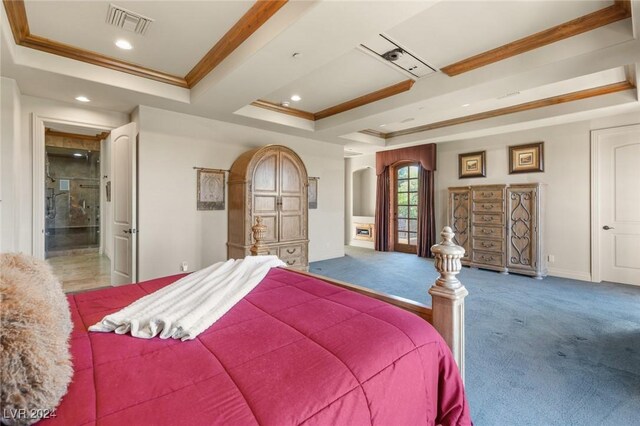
89, 256, 285, 341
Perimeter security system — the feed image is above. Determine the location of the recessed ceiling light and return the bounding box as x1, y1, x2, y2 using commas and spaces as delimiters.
462, 103, 470, 107
115, 39, 133, 50
281, 101, 290, 107
290, 94, 301, 102
73, 153, 84, 157
379, 124, 387, 127
75, 96, 90, 102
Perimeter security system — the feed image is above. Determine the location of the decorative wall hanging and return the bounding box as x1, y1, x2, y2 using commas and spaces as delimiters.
509, 142, 544, 174
195, 168, 226, 210
308, 177, 319, 209
458, 151, 486, 178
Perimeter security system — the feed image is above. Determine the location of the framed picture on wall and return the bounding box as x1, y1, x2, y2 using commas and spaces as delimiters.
308, 177, 318, 209
509, 142, 544, 174
197, 169, 225, 210
458, 151, 486, 178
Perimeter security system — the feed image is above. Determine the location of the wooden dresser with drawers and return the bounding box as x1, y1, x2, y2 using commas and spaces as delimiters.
448, 183, 546, 279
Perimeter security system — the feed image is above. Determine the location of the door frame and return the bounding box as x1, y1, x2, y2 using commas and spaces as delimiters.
32, 114, 115, 260
590, 123, 640, 283
390, 161, 419, 254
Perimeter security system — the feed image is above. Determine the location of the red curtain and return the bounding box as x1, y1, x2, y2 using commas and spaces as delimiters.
375, 144, 436, 255
375, 168, 390, 251
417, 167, 436, 258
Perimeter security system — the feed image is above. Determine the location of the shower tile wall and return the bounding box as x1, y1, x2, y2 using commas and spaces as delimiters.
45, 135, 101, 256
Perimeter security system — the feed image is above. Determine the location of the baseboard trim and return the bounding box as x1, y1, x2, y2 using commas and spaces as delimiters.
547, 267, 591, 282
348, 240, 375, 249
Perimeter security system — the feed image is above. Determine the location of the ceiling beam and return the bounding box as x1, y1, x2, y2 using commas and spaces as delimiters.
382, 80, 635, 139
441, 1, 632, 77
185, 0, 289, 88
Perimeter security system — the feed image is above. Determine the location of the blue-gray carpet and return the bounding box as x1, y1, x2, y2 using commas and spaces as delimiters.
310, 246, 640, 426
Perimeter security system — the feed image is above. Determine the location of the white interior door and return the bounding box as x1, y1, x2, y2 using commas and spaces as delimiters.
110, 122, 137, 285
594, 124, 640, 286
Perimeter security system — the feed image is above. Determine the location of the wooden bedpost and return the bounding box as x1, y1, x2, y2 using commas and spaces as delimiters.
250, 216, 269, 256
429, 226, 469, 382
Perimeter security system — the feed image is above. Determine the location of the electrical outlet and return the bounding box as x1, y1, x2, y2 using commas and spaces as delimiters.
181, 261, 188, 272
548, 255, 555, 263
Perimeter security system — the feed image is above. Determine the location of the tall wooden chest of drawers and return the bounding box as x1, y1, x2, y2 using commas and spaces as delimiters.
448, 183, 546, 278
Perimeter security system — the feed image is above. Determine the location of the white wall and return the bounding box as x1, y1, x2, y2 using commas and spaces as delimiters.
343, 112, 640, 281
136, 105, 344, 281
435, 112, 640, 281
1, 77, 22, 252
344, 154, 376, 249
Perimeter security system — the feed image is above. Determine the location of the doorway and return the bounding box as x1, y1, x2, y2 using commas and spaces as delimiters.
393, 163, 419, 254
43, 126, 110, 292
591, 124, 640, 286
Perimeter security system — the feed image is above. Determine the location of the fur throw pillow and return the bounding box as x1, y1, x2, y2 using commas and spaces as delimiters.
0, 253, 73, 426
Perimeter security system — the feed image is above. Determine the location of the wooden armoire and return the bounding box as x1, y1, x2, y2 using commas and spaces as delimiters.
448, 183, 546, 279
227, 145, 309, 270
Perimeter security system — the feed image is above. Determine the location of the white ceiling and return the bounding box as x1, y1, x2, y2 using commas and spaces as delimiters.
2, 0, 639, 157
25, 0, 253, 76
263, 49, 406, 112
376, 67, 629, 133
385, 0, 613, 68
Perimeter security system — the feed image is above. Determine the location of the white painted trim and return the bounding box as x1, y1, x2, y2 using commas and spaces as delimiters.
547, 267, 592, 282
32, 114, 115, 260
590, 127, 601, 283
590, 123, 640, 284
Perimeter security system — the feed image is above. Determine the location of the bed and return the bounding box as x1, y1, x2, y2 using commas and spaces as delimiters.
40, 226, 471, 425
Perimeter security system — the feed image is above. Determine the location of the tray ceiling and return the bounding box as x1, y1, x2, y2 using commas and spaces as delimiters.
2, 0, 638, 154
386, 0, 614, 69
263, 49, 406, 113
24, 0, 253, 76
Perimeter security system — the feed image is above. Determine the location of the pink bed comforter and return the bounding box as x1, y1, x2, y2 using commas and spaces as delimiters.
43, 268, 471, 425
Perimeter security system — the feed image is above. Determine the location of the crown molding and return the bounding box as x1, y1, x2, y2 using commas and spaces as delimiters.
383, 80, 635, 139
251, 100, 316, 121
253, 79, 415, 122
314, 80, 414, 120
185, 0, 288, 87
2, 0, 288, 89
441, 1, 632, 76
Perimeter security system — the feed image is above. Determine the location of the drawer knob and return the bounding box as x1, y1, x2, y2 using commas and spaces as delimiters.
286, 259, 296, 266
482, 229, 493, 234
482, 242, 494, 248
286, 248, 296, 254
483, 204, 493, 209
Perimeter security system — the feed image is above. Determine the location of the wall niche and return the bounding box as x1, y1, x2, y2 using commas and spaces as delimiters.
352, 167, 376, 217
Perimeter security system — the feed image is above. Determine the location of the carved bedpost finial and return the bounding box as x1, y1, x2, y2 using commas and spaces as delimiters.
250, 216, 269, 256
429, 226, 469, 383
431, 226, 466, 289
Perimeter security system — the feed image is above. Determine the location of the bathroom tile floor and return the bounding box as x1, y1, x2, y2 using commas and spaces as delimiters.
48, 252, 111, 293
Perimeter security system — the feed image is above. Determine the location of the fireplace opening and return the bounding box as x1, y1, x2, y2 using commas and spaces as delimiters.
354, 223, 374, 242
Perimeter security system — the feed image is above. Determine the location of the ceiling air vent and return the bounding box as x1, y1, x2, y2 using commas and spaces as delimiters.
106, 4, 154, 35
360, 34, 435, 79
